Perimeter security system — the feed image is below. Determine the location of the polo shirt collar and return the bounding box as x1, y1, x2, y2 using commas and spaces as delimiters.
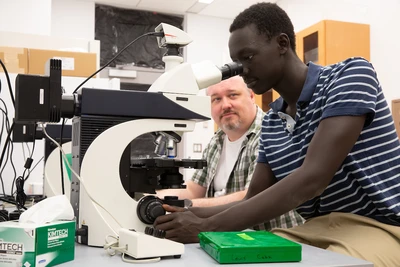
269, 62, 322, 112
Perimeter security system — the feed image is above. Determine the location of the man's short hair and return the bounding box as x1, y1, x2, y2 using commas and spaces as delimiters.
229, 3, 296, 51
206, 76, 250, 96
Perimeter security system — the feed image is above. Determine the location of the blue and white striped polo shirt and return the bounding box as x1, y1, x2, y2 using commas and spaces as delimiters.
258, 57, 400, 226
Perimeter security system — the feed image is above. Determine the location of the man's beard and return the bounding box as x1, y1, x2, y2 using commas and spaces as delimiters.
221, 117, 241, 131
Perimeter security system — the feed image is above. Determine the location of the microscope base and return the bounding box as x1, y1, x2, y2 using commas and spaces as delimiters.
118, 228, 184, 259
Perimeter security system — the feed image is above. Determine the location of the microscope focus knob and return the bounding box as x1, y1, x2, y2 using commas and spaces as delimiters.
144, 226, 154, 235
137, 195, 166, 224
144, 226, 166, 239
148, 202, 166, 220
153, 228, 166, 239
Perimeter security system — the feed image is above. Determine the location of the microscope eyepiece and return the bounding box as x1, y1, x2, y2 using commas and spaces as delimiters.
219, 62, 243, 80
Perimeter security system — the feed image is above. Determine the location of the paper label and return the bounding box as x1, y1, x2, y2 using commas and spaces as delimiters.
52, 57, 75, 70
236, 233, 255, 241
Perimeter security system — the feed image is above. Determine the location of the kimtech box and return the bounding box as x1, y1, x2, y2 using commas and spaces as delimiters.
0, 220, 75, 267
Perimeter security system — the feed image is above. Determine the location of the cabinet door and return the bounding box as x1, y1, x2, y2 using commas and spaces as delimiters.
325, 20, 370, 64
255, 90, 280, 112
392, 100, 400, 139
296, 20, 370, 66
296, 21, 326, 65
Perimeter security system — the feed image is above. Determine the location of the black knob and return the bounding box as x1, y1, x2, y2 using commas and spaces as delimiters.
0, 210, 9, 222
153, 228, 166, 239
147, 202, 165, 220
9, 210, 23, 221
144, 226, 154, 236
164, 196, 178, 201
137, 195, 166, 224
162, 195, 185, 207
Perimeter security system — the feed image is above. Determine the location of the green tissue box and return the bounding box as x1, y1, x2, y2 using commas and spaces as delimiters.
198, 231, 301, 264
0, 220, 75, 267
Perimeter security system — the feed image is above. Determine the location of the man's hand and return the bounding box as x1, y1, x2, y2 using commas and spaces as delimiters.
154, 210, 207, 244
162, 204, 186, 213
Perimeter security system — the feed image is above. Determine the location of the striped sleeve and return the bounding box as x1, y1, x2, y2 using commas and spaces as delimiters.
321, 58, 378, 126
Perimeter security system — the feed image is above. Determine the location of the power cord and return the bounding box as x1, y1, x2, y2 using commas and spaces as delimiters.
103, 235, 161, 264
0, 196, 26, 210
14, 132, 35, 210
0, 94, 16, 198
0, 120, 15, 198
0, 121, 14, 179
8, 155, 43, 199
22, 156, 43, 183
41, 123, 123, 236
0, 99, 6, 148
15, 174, 27, 210
0, 107, 8, 197
0, 59, 15, 107
59, 118, 66, 195
72, 31, 163, 95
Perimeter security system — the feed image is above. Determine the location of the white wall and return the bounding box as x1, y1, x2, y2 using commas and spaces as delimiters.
182, 13, 233, 179
0, 0, 52, 35
0, 0, 99, 65
51, 0, 95, 40
278, 0, 400, 108
0, 0, 95, 40
185, 13, 233, 65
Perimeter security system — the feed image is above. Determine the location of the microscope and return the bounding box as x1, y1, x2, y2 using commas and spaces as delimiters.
14, 23, 242, 259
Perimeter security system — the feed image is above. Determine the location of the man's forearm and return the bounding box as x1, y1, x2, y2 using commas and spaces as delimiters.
157, 189, 192, 199
188, 190, 247, 217
192, 190, 246, 207
189, 200, 240, 218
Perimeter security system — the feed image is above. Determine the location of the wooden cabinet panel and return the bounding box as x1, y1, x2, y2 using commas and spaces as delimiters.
255, 89, 280, 112
296, 20, 370, 66
392, 99, 400, 139
296, 21, 326, 65
325, 20, 370, 64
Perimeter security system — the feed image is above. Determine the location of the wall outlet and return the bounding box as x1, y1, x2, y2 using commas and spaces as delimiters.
193, 143, 202, 153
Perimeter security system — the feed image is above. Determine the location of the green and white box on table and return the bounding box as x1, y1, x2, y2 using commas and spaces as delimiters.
0, 220, 75, 267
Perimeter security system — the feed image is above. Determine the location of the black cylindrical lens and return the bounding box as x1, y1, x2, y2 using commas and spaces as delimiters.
219, 62, 243, 80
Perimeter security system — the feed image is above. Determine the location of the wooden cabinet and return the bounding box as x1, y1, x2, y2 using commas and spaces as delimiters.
295, 20, 370, 65
392, 100, 400, 139
255, 90, 280, 112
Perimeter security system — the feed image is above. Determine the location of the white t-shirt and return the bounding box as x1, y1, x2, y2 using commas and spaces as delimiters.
213, 133, 247, 197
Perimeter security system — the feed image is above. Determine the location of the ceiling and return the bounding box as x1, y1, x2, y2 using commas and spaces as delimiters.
78, 0, 277, 19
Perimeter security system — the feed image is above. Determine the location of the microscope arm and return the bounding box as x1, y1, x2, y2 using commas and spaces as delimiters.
77, 118, 195, 249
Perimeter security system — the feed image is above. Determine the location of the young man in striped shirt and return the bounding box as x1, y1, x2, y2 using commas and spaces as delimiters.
154, 3, 400, 266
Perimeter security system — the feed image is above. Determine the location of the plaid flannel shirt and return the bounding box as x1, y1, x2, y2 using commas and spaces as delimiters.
191, 107, 304, 230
